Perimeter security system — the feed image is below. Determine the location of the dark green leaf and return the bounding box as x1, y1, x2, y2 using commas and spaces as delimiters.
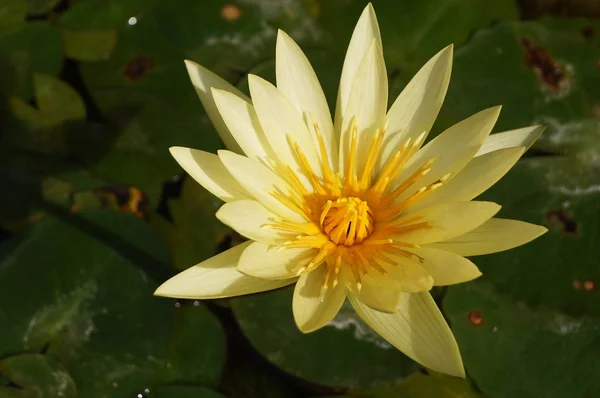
0, 354, 76, 398
232, 288, 419, 389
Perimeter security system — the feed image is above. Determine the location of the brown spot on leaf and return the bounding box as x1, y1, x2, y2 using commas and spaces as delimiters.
584, 280, 596, 291
573, 280, 582, 290
221, 4, 241, 21
468, 311, 483, 326
546, 209, 578, 234
521, 38, 565, 92
596, 60, 600, 69
582, 26, 595, 39
123, 55, 155, 81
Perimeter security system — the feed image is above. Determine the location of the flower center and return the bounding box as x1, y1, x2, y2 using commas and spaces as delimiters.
320, 197, 373, 246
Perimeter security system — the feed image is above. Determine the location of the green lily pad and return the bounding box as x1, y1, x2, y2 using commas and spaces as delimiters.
0, 22, 63, 100
62, 29, 118, 61
158, 302, 226, 386
439, 18, 600, 398
0, 0, 27, 32
0, 210, 225, 396
153, 385, 226, 398
328, 371, 484, 398
0, 354, 76, 398
445, 282, 600, 398
232, 287, 419, 389
152, 177, 230, 271
25, 0, 60, 16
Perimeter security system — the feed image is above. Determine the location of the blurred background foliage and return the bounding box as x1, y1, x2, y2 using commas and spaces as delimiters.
0, 0, 599, 397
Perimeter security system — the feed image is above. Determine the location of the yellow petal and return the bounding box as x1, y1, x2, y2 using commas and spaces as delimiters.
477, 125, 545, 156
413, 146, 525, 209
428, 218, 548, 256
335, 3, 381, 130
212, 88, 274, 160
394, 106, 502, 201
216, 200, 291, 244
412, 247, 481, 286
169, 146, 251, 202
350, 292, 465, 378
382, 257, 434, 293
380, 45, 453, 171
184, 60, 247, 154
248, 74, 321, 175
238, 242, 314, 279
293, 264, 347, 333
276, 30, 336, 169
339, 39, 388, 175
154, 242, 294, 299
395, 201, 501, 244
347, 275, 402, 313
218, 150, 304, 222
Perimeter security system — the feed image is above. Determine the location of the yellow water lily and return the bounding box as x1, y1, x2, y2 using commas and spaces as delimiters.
155, 4, 546, 377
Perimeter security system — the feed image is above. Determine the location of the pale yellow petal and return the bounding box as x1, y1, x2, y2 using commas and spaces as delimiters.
394, 201, 501, 244
428, 218, 548, 256
477, 125, 545, 156
413, 146, 525, 210
381, 256, 434, 293
339, 39, 388, 175
380, 45, 453, 171
216, 200, 292, 244
169, 146, 251, 202
238, 242, 314, 280
218, 150, 304, 222
154, 242, 294, 299
184, 60, 246, 154
293, 264, 347, 333
335, 3, 381, 130
394, 106, 501, 202
276, 30, 336, 169
212, 88, 273, 160
347, 275, 402, 313
412, 247, 481, 286
350, 292, 465, 378
248, 74, 320, 175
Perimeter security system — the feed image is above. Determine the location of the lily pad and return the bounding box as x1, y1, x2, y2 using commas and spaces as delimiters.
0, 210, 225, 396
152, 176, 230, 271
153, 385, 226, 398
329, 371, 484, 397
0, 0, 27, 32
25, 0, 60, 16
440, 18, 600, 398
0, 354, 76, 398
0, 22, 63, 100
231, 287, 419, 389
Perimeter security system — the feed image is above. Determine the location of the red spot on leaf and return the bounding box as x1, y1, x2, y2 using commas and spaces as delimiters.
521, 38, 565, 92
468, 311, 483, 326
123, 55, 156, 81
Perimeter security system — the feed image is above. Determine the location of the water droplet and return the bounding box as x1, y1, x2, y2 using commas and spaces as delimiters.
193, 300, 200, 306
137, 394, 143, 398
144, 388, 150, 394
175, 301, 181, 308
492, 326, 498, 332
128, 17, 138, 26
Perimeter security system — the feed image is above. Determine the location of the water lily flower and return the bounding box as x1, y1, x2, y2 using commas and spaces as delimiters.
155, 3, 547, 377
